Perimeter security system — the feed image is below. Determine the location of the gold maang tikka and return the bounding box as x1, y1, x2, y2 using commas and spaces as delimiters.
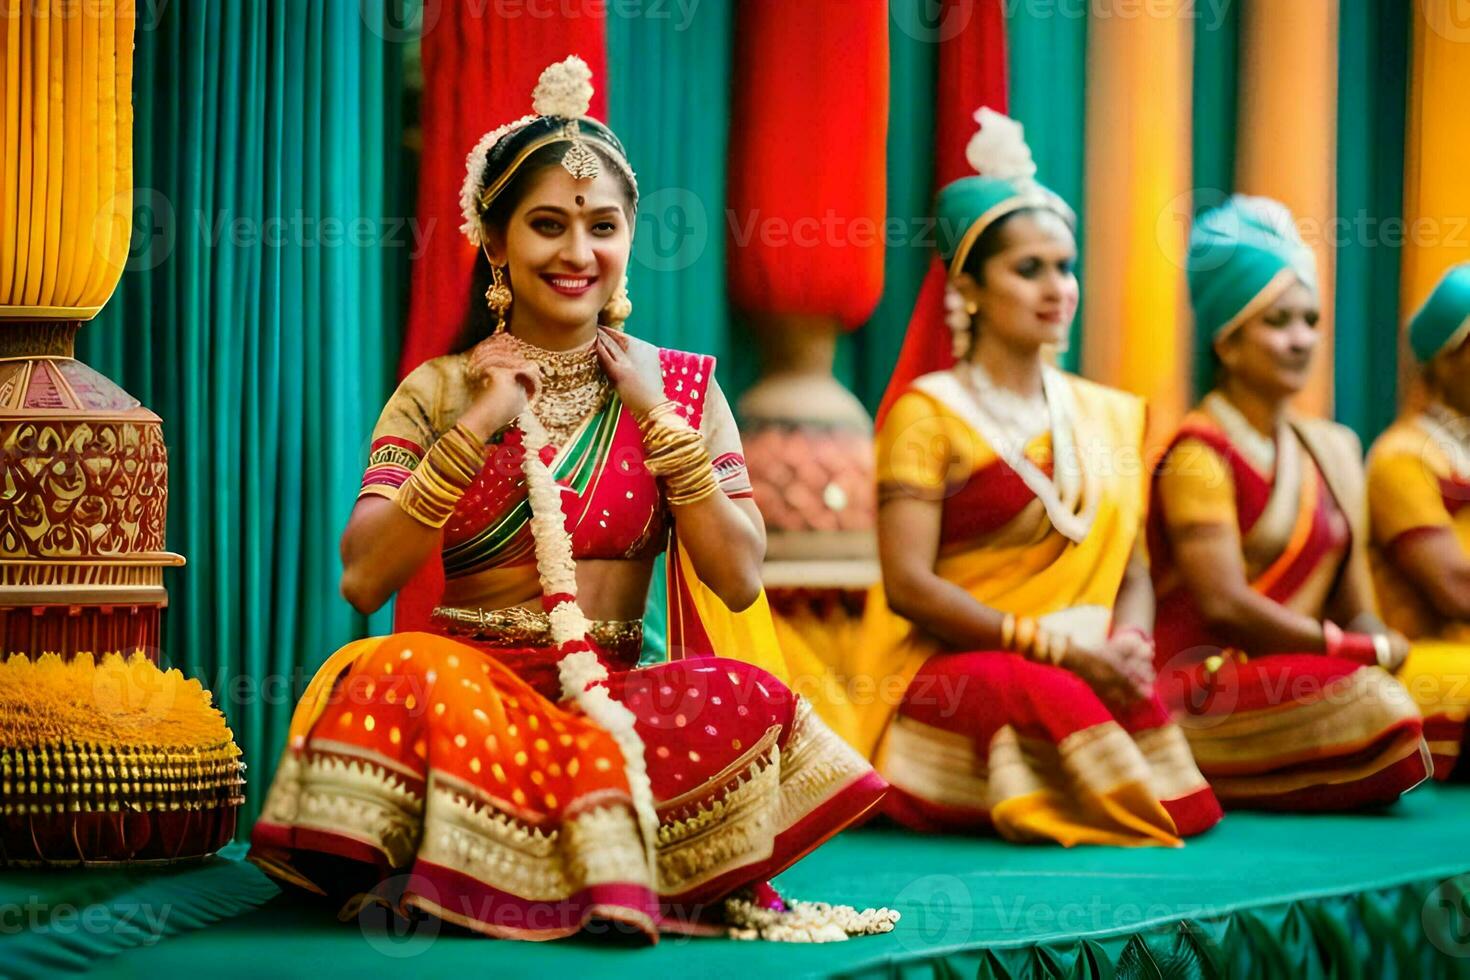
559, 120, 601, 181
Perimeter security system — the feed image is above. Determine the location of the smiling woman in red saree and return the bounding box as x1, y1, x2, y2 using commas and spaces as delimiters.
246, 59, 886, 943
1149, 196, 1430, 811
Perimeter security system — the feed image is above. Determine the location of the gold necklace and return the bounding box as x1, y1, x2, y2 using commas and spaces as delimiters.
504, 333, 610, 445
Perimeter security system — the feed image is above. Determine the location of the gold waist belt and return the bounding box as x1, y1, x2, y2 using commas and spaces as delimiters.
430, 604, 643, 656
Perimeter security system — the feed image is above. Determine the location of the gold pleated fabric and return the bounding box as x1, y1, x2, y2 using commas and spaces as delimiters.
1080, 0, 1194, 446
1233, 0, 1339, 418
1400, 3, 1470, 369
0, 0, 134, 319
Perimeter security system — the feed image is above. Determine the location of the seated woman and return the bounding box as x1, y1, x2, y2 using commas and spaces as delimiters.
247, 58, 887, 943
1367, 263, 1470, 777
1150, 195, 1431, 810
843, 109, 1220, 847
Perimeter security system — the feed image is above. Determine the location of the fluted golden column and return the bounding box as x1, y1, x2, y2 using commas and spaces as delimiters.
0, 1, 236, 869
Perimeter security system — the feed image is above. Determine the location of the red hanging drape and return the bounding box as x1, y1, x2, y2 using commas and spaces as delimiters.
393, 11, 608, 632
725, 0, 890, 329
876, 0, 1009, 428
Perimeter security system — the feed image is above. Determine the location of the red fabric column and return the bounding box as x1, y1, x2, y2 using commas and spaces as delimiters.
394, 8, 608, 632
399, 9, 608, 376
876, 0, 1009, 428
725, 0, 889, 326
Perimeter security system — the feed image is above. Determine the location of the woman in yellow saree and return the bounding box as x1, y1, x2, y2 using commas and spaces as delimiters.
1367, 263, 1470, 777
246, 59, 887, 943
1150, 195, 1431, 810
843, 110, 1221, 847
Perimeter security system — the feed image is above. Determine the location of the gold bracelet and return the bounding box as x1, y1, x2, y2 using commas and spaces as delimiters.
1012, 616, 1038, 658
1371, 634, 1394, 670
999, 613, 1017, 650
640, 411, 719, 506
395, 424, 489, 528
636, 399, 684, 429
1033, 629, 1051, 664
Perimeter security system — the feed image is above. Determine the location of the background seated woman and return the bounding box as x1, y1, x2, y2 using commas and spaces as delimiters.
1150, 195, 1430, 811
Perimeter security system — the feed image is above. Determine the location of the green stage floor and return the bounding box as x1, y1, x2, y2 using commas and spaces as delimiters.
8, 785, 1470, 979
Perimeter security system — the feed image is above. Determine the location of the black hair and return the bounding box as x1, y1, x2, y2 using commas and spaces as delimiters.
958, 206, 1060, 284
454, 141, 638, 353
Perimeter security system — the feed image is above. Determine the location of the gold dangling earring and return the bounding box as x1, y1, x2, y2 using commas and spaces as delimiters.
485, 264, 513, 332
601, 274, 632, 331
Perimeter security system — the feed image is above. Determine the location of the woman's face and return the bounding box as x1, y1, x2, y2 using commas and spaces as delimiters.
486, 164, 632, 334
1216, 280, 1320, 399
1433, 336, 1470, 415
954, 210, 1079, 354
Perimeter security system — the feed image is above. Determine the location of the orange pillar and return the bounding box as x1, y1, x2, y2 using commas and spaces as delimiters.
1081, 0, 1195, 445
1234, 0, 1339, 418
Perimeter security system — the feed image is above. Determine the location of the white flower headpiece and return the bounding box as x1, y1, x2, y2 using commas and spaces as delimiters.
965, 107, 1037, 181
458, 56, 637, 246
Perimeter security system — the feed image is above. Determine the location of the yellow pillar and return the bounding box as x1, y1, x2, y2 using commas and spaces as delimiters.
1081, 0, 1195, 447
1233, 0, 1339, 418
0, 0, 134, 319
1401, 3, 1470, 333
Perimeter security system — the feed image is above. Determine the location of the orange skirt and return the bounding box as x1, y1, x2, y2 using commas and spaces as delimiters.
248, 631, 885, 941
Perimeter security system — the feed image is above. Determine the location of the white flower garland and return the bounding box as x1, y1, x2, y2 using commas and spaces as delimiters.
459, 113, 540, 245
724, 892, 901, 943
515, 406, 661, 873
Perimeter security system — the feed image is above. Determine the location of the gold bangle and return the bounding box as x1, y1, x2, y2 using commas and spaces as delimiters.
1013, 616, 1038, 658
1000, 613, 1017, 650
1371, 634, 1394, 670
1033, 629, 1052, 664
394, 425, 489, 528
641, 415, 718, 505
636, 400, 685, 430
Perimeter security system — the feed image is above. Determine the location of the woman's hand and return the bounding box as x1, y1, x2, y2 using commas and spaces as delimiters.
595, 327, 664, 418
1062, 635, 1155, 706
460, 334, 542, 439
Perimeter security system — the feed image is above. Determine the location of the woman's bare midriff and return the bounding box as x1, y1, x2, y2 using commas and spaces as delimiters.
439, 557, 659, 622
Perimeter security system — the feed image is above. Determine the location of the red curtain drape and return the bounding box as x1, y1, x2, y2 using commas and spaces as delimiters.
725, 0, 890, 329
394, 9, 608, 632
876, 0, 1009, 428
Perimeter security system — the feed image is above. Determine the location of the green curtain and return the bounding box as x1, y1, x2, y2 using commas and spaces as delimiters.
1190, 0, 1241, 397
1008, 5, 1089, 372
606, 0, 736, 660
850, 10, 939, 414
78, 0, 411, 835
606, 2, 735, 365
1335, 0, 1409, 442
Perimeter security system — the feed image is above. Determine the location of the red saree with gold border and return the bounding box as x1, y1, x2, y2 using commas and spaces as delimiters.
247, 341, 885, 941
1149, 395, 1431, 809
1367, 406, 1470, 778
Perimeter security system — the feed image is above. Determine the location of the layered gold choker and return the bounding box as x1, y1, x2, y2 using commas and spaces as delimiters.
503, 332, 611, 445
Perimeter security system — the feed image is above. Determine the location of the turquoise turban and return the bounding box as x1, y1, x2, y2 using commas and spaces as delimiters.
1409, 263, 1470, 363
1188, 195, 1318, 343
936, 176, 1073, 277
